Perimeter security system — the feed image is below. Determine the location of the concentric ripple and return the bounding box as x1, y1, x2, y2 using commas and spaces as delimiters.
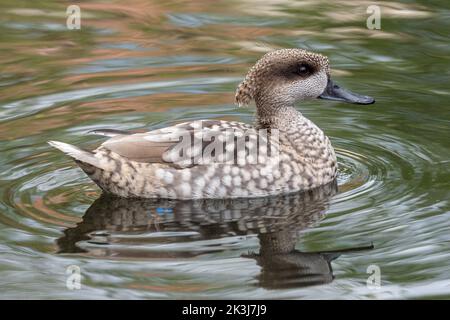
1, 112, 447, 299
334, 132, 437, 211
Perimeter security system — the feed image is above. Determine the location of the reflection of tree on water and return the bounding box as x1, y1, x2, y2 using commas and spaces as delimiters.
57, 180, 372, 288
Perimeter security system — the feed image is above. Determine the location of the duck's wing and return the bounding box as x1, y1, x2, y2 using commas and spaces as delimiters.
98, 120, 259, 168
88, 128, 134, 137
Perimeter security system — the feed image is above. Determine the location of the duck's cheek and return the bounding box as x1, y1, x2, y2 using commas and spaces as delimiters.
316, 72, 329, 95
305, 72, 328, 99
291, 76, 327, 101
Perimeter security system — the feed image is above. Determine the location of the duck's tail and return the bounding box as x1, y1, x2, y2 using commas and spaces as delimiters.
48, 141, 105, 170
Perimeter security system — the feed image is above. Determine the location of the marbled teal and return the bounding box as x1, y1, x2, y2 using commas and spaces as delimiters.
49, 49, 374, 199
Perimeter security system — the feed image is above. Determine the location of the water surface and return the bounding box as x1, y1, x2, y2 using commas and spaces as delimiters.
0, 0, 449, 299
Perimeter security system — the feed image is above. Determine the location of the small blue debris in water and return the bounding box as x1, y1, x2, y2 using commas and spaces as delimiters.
156, 207, 173, 214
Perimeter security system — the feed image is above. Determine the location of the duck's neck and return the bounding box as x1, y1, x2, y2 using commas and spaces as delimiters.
255, 98, 306, 130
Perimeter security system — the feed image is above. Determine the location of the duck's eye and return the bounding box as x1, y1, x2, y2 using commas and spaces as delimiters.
296, 63, 312, 76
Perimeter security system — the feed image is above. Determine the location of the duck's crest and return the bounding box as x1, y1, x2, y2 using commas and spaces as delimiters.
235, 71, 256, 107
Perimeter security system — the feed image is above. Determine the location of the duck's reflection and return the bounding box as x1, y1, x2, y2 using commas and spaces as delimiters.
57, 181, 372, 288
243, 228, 372, 288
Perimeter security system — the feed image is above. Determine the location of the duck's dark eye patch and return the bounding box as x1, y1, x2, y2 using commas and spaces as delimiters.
294, 63, 314, 77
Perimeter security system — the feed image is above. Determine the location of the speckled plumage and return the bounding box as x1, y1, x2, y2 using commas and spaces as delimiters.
49, 49, 339, 199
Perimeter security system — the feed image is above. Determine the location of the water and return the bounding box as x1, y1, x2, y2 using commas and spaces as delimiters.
0, 0, 449, 299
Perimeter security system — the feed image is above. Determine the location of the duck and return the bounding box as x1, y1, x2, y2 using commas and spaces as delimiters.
49, 48, 374, 199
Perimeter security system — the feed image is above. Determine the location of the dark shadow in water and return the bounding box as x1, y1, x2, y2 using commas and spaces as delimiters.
57, 181, 373, 289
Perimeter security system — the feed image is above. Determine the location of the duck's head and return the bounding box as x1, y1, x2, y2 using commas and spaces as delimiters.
235, 48, 374, 109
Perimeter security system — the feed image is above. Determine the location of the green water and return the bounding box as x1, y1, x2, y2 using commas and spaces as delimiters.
0, 0, 449, 299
